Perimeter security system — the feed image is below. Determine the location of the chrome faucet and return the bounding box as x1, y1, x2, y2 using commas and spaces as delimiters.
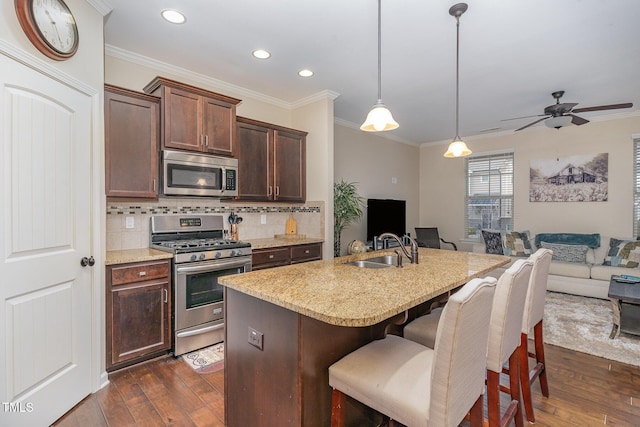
378, 233, 419, 266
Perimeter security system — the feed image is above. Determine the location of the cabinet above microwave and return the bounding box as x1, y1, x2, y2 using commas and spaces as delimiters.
144, 77, 241, 158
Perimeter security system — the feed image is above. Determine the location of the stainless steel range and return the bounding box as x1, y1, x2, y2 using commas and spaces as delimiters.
150, 214, 252, 356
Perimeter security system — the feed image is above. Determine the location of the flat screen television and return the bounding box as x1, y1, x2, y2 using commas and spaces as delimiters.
366, 198, 406, 242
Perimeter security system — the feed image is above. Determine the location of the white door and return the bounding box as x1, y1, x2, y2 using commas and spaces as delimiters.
0, 55, 93, 426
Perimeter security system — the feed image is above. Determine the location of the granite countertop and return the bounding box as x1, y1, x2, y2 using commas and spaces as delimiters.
219, 248, 509, 327
246, 236, 324, 249
106, 248, 173, 265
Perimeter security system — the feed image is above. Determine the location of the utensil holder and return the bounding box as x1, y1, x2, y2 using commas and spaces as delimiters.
230, 224, 239, 241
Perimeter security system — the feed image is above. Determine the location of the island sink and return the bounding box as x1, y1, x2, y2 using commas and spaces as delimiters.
346, 254, 410, 268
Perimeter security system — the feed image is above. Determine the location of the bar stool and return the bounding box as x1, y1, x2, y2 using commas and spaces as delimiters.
516, 248, 553, 423
328, 277, 497, 427
403, 259, 533, 427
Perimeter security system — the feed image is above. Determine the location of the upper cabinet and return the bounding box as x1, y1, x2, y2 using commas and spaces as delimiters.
143, 77, 241, 157
105, 84, 160, 199
236, 117, 307, 202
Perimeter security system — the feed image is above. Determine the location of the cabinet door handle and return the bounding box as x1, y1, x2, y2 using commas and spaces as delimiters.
200, 134, 205, 146
268, 186, 273, 196
152, 179, 156, 192
205, 135, 209, 147
305, 250, 310, 254
164, 288, 168, 303
268, 254, 274, 259
275, 186, 280, 196
138, 271, 147, 277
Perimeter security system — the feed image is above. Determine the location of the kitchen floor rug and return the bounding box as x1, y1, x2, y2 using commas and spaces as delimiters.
543, 291, 640, 368
181, 342, 224, 373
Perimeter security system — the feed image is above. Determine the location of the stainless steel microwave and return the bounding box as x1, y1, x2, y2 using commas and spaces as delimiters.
162, 150, 238, 197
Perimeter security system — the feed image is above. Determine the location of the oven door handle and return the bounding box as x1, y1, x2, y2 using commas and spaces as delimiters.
176, 323, 224, 338
175, 258, 250, 274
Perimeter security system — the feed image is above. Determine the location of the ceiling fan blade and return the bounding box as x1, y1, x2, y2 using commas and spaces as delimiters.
572, 102, 633, 113
569, 114, 589, 126
501, 114, 547, 122
515, 116, 549, 131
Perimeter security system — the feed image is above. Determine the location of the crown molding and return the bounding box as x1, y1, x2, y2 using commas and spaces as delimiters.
85, 0, 112, 16
105, 44, 329, 111
420, 109, 640, 148
291, 90, 340, 108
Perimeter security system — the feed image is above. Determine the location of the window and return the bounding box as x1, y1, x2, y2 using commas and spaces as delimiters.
634, 137, 640, 238
465, 152, 514, 240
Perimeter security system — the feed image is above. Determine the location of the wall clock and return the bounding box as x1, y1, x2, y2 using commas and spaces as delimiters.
15, 0, 79, 60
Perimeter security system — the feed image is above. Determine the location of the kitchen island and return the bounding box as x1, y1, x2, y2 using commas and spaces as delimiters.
219, 248, 509, 426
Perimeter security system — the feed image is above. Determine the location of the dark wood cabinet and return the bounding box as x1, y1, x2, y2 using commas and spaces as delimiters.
236, 116, 307, 202
252, 243, 322, 270
104, 85, 160, 199
144, 76, 241, 157
106, 259, 172, 371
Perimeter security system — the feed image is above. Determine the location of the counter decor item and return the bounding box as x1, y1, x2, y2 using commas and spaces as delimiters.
348, 240, 367, 255
333, 180, 365, 257
285, 213, 297, 235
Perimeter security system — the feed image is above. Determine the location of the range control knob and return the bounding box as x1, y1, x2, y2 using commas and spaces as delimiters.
237, 249, 243, 255
190, 254, 197, 262
230, 250, 236, 256
215, 252, 222, 258
199, 253, 206, 260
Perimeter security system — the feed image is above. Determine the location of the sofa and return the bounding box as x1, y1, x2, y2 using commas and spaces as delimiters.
473, 231, 640, 299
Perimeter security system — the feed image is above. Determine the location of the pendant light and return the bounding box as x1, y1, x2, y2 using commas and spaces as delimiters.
361, 0, 399, 132
444, 3, 472, 158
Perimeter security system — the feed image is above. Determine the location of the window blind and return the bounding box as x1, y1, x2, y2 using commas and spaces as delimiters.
634, 138, 640, 238
465, 152, 514, 240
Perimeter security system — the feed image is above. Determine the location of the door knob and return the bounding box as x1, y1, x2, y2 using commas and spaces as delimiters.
80, 256, 95, 267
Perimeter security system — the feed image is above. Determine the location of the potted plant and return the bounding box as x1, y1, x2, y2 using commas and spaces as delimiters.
334, 180, 365, 257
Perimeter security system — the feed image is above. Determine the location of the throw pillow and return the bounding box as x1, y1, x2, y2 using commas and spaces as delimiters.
603, 238, 640, 268
481, 229, 503, 255
540, 242, 589, 263
503, 230, 532, 257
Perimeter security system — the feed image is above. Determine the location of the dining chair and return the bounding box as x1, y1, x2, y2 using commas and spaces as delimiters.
328, 277, 497, 427
403, 259, 533, 427
414, 227, 458, 251
514, 248, 553, 423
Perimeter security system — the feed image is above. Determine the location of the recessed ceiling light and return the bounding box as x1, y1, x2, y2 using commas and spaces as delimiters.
161, 9, 186, 24
252, 49, 271, 59
298, 69, 314, 78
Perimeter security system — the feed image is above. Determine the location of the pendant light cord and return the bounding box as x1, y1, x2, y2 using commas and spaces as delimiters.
377, 0, 382, 102
454, 14, 460, 138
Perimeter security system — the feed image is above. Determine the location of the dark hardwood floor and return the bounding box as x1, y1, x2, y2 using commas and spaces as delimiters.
54, 342, 640, 426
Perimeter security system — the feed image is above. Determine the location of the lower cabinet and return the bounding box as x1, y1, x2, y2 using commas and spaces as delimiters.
106, 259, 172, 371
252, 243, 323, 270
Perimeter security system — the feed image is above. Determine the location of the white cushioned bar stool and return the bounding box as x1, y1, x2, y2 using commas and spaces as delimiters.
402, 259, 534, 427
328, 277, 497, 427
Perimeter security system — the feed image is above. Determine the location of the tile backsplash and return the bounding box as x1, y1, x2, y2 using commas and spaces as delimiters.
106, 198, 324, 251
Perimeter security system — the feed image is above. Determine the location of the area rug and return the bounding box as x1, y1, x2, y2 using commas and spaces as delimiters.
181, 342, 224, 373
543, 291, 640, 367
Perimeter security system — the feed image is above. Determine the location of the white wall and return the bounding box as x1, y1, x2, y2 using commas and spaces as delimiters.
334, 124, 420, 255
419, 114, 640, 251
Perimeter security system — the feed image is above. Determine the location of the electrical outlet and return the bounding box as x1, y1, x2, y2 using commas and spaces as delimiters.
391, 176, 398, 184
125, 216, 135, 229
260, 214, 267, 224
248, 327, 264, 350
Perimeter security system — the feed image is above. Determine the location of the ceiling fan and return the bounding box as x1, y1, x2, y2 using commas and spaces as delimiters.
505, 91, 633, 131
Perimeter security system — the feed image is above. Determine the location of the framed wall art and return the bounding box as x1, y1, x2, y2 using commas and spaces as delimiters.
529, 153, 608, 202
